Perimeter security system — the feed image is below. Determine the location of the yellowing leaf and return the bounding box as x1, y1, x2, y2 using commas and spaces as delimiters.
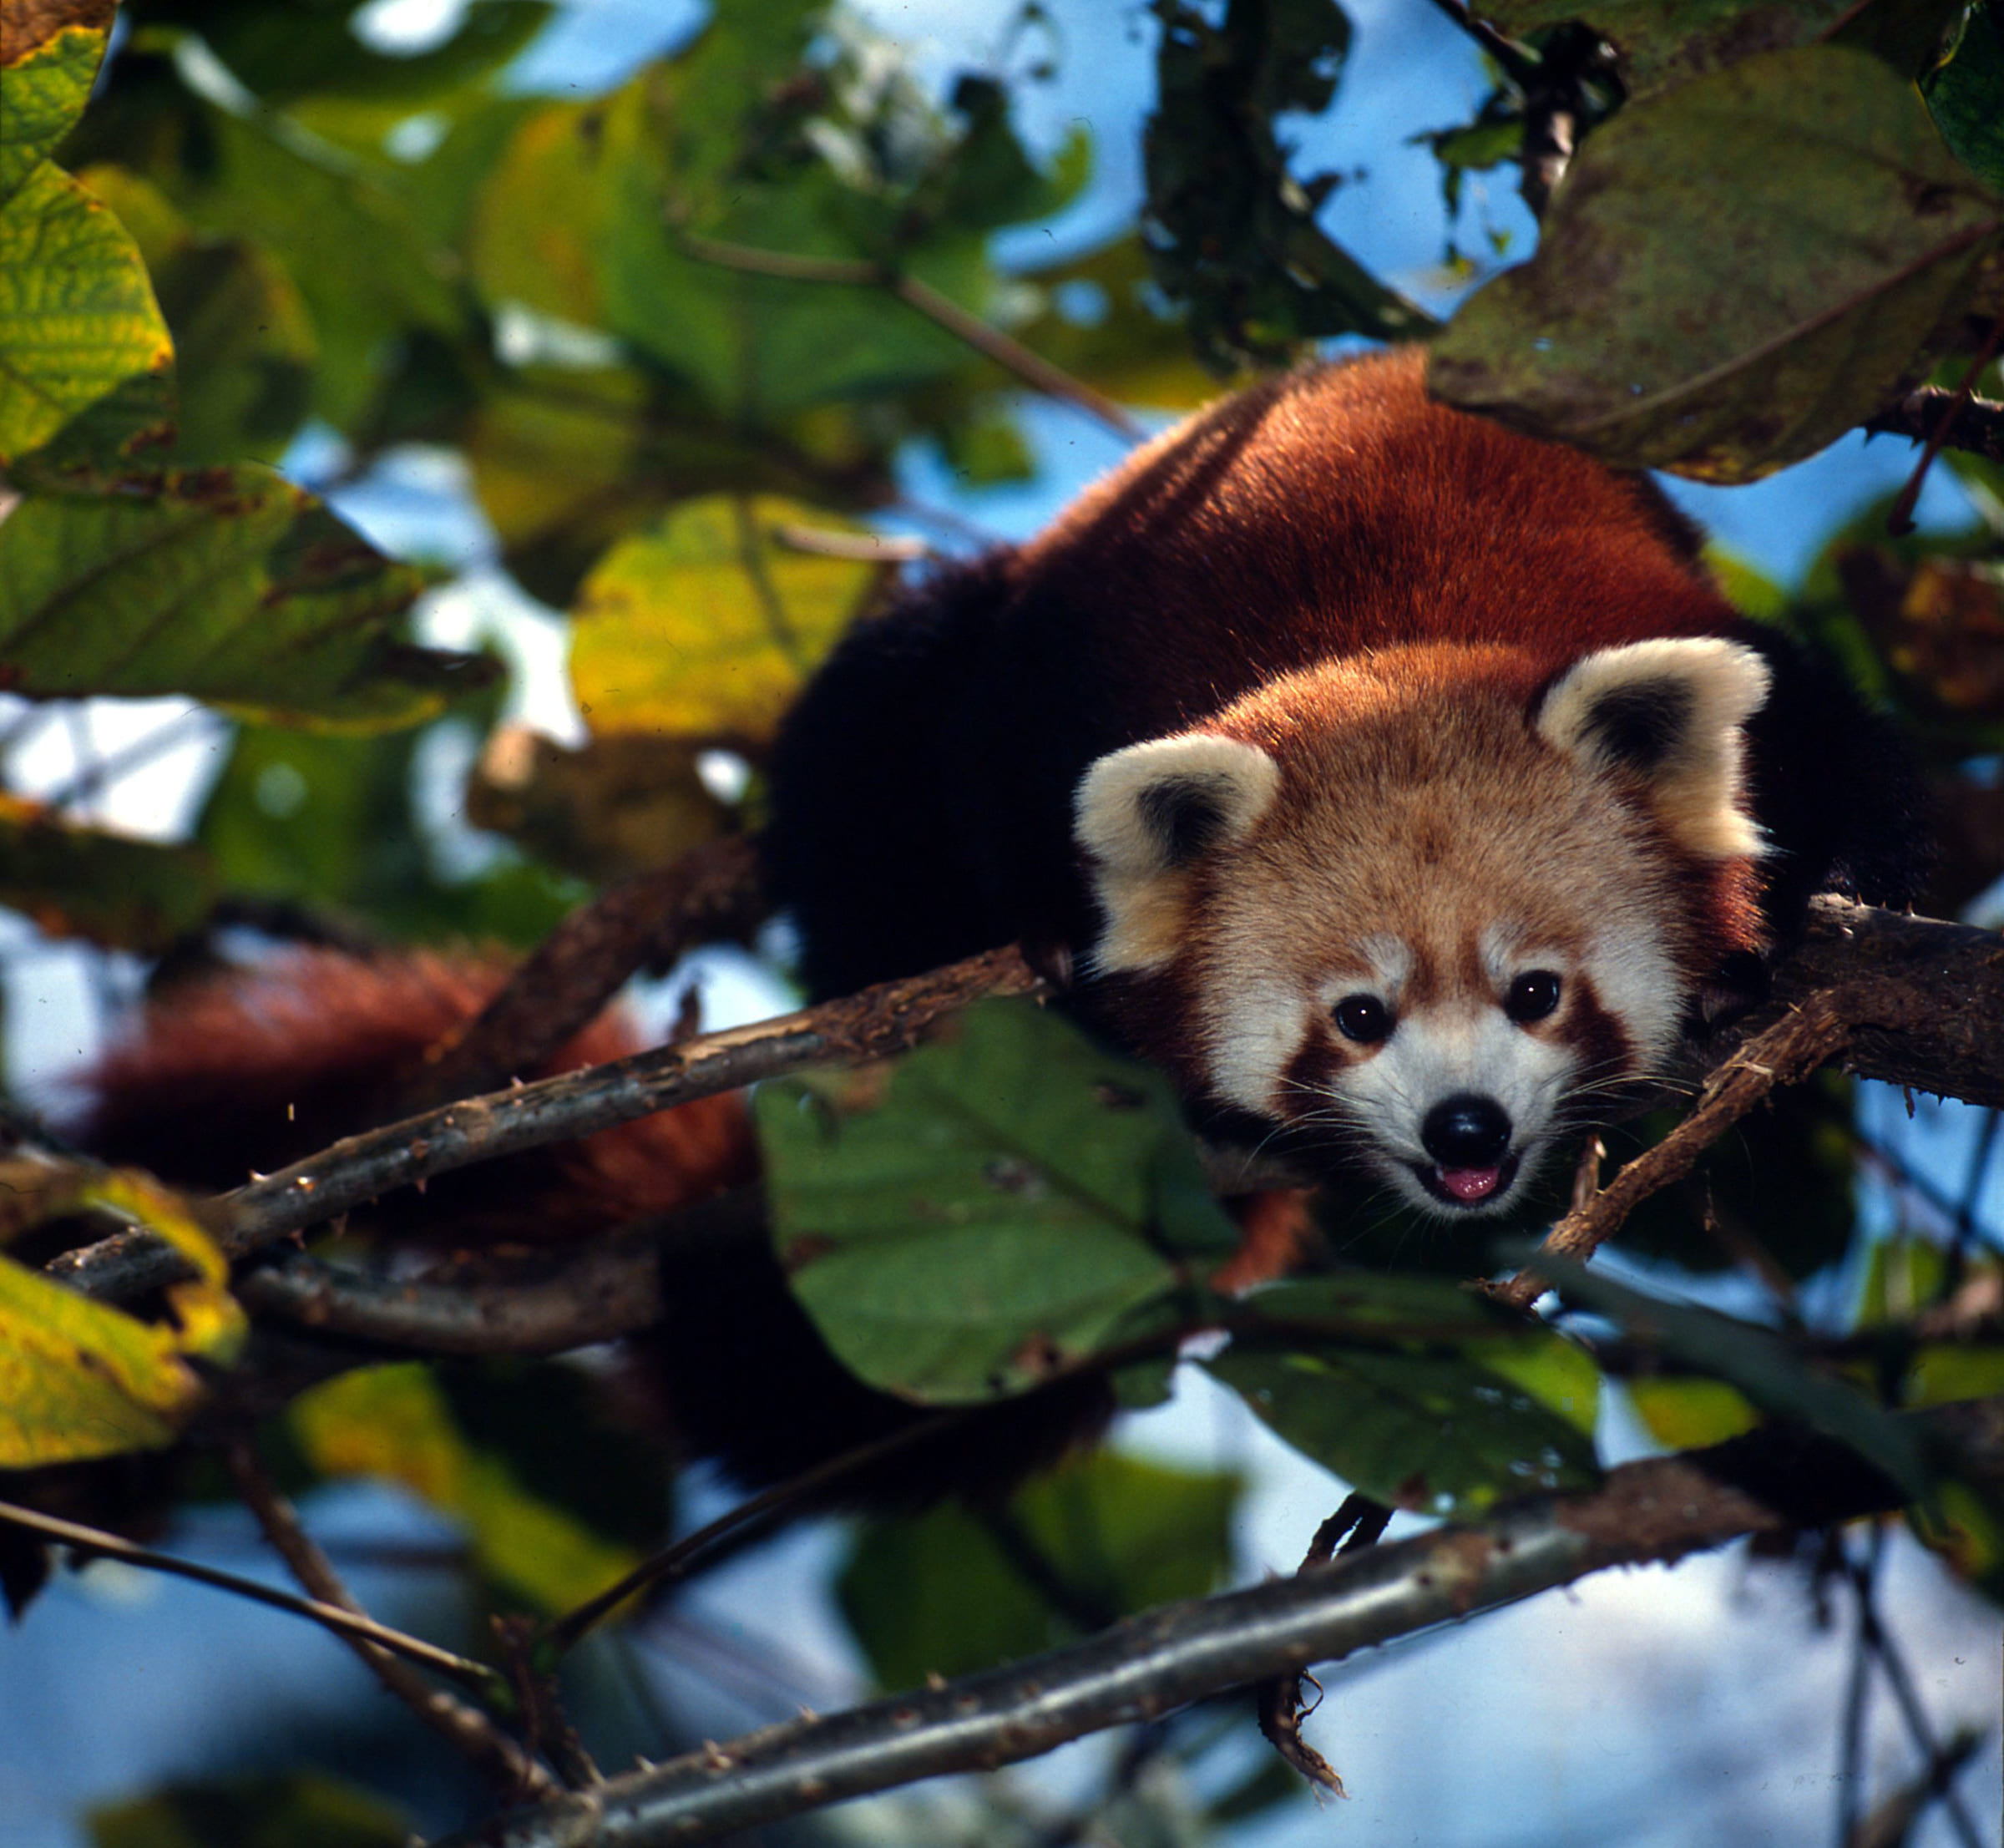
1626, 1375, 1763, 1450
0, 1160, 242, 1470
0, 468, 489, 728
291, 1365, 640, 1615
569, 494, 889, 747
0, 162, 175, 467
0, 7, 112, 205
0, 1256, 199, 1462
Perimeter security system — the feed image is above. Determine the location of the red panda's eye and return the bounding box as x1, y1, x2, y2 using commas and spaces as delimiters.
1506, 970, 1563, 1023
1333, 995, 1392, 1043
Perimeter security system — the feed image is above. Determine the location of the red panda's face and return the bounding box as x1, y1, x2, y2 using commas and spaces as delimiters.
1074, 638, 1772, 1218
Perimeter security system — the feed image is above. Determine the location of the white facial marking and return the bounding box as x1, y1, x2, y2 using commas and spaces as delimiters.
1331, 998, 1575, 1215
1208, 976, 1313, 1116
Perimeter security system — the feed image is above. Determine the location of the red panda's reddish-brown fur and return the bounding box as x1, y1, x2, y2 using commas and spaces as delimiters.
78, 949, 755, 1244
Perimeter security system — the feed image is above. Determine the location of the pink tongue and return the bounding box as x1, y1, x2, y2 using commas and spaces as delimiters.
1440, 1166, 1502, 1203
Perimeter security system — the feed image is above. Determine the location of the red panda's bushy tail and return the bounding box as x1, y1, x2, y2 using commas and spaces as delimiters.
72, 946, 756, 1243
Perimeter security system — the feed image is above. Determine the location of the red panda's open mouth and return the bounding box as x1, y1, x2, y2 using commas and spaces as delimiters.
1414, 1154, 1520, 1209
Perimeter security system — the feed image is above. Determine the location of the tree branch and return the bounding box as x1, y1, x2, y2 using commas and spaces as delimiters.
222, 1440, 557, 1800
422, 1395, 2004, 1848
48, 946, 1046, 1305
399, 834, 767, 1112
1865, 387, 2004, 465
0, 1496, 506, 1695
1495, 993, 1850, 1307
675, 230, 1145, 442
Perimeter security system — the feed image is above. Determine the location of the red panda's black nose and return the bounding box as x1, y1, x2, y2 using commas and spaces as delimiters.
1421, 1095, 1513, 1167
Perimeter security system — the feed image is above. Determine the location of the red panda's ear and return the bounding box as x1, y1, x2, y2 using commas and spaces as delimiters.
1074, 734, 1280, 971
1536, 639, 1771, 860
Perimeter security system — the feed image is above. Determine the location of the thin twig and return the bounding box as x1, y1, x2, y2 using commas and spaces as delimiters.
676, 229, 1144, 442
401, 833, 767, 1113
1254, 1492, 1392, 1795
222, 1440, 558, 1800
1420, 0, 1533, 77
0, 1496, 503, 1692
1885, 309, 2004, 536
1844, 1538, 1987, 1848
1495, 995, 1852, 1309
544, 1408, 964, 1654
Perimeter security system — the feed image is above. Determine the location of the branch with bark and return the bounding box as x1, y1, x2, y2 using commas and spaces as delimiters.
421, 1395, 2004, 1848
48, 944, 1046, 1304
43, 899, 2004, 1347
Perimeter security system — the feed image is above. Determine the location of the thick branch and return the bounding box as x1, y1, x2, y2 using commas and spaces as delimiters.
1728, 898, 2004, 1106
48, 947, 1045, 1304
423, 1395, 2004, 1848
233, 1187, 762, 1355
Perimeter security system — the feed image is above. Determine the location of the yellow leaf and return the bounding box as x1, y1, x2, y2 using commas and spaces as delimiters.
569, 494, 889, 747
0, 1255, 200, 1465
291, 1365, 640, 1615
1625, 1375, 1763, 1450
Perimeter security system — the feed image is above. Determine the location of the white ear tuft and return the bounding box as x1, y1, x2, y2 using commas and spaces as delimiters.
1538, 638, 1770, 859
1074, 734, 1280, 971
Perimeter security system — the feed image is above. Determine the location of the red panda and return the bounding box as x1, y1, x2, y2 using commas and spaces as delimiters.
71, 347, 1925, 1502
763, 346, 1926, 1218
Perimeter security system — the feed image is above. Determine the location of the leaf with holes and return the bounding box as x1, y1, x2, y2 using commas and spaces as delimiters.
757, 1000, 1235, 1403
0, 468, 492, 727
1431, 47, 2002, 482
569, 494, 892, 747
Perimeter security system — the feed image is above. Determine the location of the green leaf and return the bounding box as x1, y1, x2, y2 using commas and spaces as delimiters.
196, 721, 584, 947
191, 0, 551, 108
0, 796, 217, 952
0, 5, 112, 205
78, 165, 317, 466
0, 162, 175, 467
757, 1000, 1234, 1403
0, 467, 491, 727
289, 1363, 647, 1615
139, 103, 467, 433
1531, 1253, 1931, 1497
1924, 0, 2004, 195
1206, 1272, 1601, 1513
1143, 0, 1432, 371
1430, 47, 2003, 482
569, 494, 891, 747
1478, 1, 1911, 97
90, 1773, 409, 1848
838, 1451, 1240, 1689
1206, 1341, 1599, 1516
